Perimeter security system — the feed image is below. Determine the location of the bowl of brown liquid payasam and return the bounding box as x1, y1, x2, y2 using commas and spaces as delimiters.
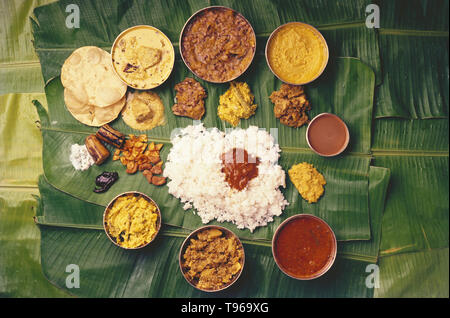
272, 214, 337, 280
306, 113, 350, 157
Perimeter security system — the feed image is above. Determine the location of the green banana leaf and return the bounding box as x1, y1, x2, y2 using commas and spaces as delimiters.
0, 0, 56, 94
22, 0, 449, 298
31, 0, 382, 84
373, 0, 449, 118
35, 164, 390, 297
0, 93, 47, 187
375, 248, 449, 298
35, 165, 390, 263
372, 118, 449, 152
34, 57, 375, 241
373, 155, 449, 256
374, 33, 449, 119
0, 190, 68, 297
375, 0, 448, 32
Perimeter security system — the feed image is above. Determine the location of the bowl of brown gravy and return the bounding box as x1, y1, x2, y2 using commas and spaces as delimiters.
306, 113, 350, 157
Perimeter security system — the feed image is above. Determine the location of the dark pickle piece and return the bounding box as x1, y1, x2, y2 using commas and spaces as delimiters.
94, 171, 119, 193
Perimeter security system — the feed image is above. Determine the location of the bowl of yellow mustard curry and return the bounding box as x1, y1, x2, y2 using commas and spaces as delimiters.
103, 191, 161, 249
265, 22, 329, 85
179, 225, 245, 292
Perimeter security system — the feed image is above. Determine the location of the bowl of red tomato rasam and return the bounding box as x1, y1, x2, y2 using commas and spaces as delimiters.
272, 214, 337, 280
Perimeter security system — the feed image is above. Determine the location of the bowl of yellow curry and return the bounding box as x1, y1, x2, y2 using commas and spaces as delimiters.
265, 22, 329, 85
179, 225, 245, 292
103, 191, 161, 249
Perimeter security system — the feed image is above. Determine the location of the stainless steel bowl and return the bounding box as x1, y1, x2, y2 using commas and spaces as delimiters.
272, 214, 337, 280
179, 6, 256, 83
103, 191, 162, 250
179, 225, 245, 292
265, 22, 329, 85
306, 112, 350, 157
111, 25, 175, 90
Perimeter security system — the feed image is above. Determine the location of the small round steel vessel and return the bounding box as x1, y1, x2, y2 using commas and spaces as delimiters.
272, 214, 337, 280
265, 22, 329, 85
179, 225, 245, 292
111, 25, 175, 90
179, 6, 256, 83
103, 191, 162, 250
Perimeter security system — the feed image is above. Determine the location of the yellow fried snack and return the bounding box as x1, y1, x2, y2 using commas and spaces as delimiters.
218, 82, 257, 126
105, 194, 159, 249
288, 162, 326, 203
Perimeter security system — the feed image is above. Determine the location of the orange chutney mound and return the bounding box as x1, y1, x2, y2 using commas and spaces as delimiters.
267, 23, 327, 84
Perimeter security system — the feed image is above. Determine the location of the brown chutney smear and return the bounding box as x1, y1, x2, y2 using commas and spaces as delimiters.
274, 216, 335, 278
221, 148, 260, 191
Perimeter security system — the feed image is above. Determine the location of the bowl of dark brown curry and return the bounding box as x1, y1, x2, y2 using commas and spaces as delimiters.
272, 214, 337, 280
179, 6, 256, 83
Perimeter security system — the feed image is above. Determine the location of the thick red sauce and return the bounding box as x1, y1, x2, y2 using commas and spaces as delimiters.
221, 148, 260, 191
274, 216, 335, 278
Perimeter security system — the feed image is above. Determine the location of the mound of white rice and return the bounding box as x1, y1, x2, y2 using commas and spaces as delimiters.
163, 124, 288, 232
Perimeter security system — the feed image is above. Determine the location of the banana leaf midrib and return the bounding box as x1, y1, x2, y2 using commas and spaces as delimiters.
372, 150, 449, 157
39, 125, 375, 157
38, 125, 450, 157
378, 29, 449, 37
33, 218, 379, 263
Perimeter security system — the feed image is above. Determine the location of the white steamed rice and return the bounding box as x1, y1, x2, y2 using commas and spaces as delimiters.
163, 124, 288, 232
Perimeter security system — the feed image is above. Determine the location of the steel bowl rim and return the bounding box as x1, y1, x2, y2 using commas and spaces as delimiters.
265, 21, 329, 86
272, 213, 337, 280
111, 24, 175, 90
179, 5, 257, 84
103, 191, 162, 250
306, 112, 350, 157
179, 224, 246, 292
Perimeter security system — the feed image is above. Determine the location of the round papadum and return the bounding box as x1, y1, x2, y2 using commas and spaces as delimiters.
64, 88, 126, 127
61, 46, 127, 107
122, 91, 166, 131
92, 95, 126, 126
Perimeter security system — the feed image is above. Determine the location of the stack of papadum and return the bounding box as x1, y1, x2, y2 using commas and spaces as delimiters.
62, 46, 166, 131
61, 46, 128, 127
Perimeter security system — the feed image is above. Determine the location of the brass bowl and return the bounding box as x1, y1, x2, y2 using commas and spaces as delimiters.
179, 6, 256, 83
179, 225, 245, 292
265, 22, 329, 85
111, 25, 175, 90
103, 191, 162, 250
272, 214, 337, 280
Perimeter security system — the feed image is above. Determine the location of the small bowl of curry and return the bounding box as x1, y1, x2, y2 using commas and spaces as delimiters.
272, 214, 337, 280
111, 25, 175, 90
103, 191, 162, 250
179, 225, 245, 292
265, 22, 329, 85
306, 113, 350, 157
179, 6, 256, 83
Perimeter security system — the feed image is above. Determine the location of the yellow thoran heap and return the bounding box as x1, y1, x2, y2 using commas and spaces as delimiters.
105, 194, 158, 248
218, 82, 257, 126
288, 162, 326, 203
